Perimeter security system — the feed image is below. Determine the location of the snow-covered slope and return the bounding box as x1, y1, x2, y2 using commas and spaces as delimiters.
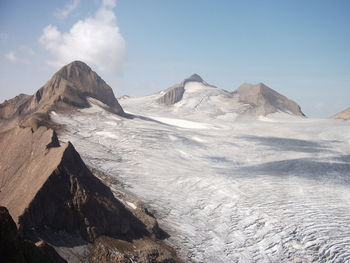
120, 75, 304, 120
52, 99, 350, 262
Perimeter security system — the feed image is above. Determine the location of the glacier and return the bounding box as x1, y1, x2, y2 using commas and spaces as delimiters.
52, 99, 350, 262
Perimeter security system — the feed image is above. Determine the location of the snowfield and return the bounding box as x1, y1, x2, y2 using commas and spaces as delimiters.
52, 100, 350, 262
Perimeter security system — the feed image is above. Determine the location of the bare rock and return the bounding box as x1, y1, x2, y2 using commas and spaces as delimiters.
89, 236, 177, 263
157, 74, 209, 105
331, 107, 350, 120
0, 126, 147, 243
0, 206, 66, 263
0, 61, 124, 131
233, 82, 305, 116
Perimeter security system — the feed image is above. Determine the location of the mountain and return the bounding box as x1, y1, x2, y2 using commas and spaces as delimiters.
157, 74, 210, 105
332, 107, 350, 120
0, 126, 145, 242
0, 61, 124, 131
233, 82, 305, 116
122, 74, 304, 119
0, 61, 178, 262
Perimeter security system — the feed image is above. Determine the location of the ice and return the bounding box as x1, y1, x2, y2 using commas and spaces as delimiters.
51, 101, 350, 263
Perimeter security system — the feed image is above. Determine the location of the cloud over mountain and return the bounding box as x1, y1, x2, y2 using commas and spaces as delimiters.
39, 0, 125, 75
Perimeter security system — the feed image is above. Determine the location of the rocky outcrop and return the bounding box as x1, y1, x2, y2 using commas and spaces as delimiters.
0, 206, 66, 263
0, 125, 178, 262
233, 82, 305, 116
332, 107, 350, 120
90, 236, 177, 263
0, 126, 145, 242
157, 74, 209, 105
0, 61, 124, 131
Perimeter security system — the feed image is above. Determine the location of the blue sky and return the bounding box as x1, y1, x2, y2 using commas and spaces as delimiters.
0, 0, 349, 117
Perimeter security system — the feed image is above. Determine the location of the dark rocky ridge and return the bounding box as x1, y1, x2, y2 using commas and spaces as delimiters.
157, 74, 210, 105
233, 82, 305, 116
0, 206, 66, 263
332, 107, 350, 120
0, 61, 124, 131
0, 124, 178, 262
0, 126, 146, 242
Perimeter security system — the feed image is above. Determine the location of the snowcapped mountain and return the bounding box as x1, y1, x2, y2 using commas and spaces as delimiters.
50, 66, 350, 262
0, 61, 124, 131
121, 74, 305, 120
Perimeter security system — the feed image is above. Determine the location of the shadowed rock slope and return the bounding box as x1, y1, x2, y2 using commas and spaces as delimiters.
233, 82, 305, 116
332, 107, 350, 120
0, 125, 178, 262
0, 61, 124, 131
157, 74, 211, 105
0, 206, 66, 263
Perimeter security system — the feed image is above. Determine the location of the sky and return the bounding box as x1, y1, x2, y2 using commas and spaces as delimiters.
0, 0, 349, 118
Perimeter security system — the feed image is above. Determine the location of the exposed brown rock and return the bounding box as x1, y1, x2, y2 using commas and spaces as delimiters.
0, 206, 66, 263
0, 61, 124, 131
0, 126, 147, 243
0, 125, 178, 262
90, 236, 177, 263
233, 82, 305, 116
331, 107, 350, 120
157, 74, 210, 105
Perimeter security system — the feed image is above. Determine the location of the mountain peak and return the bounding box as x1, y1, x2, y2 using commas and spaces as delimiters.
234, 82, 305, 116
0, 61, 124, 131
184, 74, 204, 83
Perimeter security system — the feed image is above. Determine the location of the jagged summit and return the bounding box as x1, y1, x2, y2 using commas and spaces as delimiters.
0, 61, 124, 131
157, 73, 213, 105
183, 73, 204, 84
332, 107, 350, 120
233, 82, 305, 116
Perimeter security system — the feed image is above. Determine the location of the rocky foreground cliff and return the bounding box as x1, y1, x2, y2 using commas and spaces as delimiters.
0, 61, 179, 262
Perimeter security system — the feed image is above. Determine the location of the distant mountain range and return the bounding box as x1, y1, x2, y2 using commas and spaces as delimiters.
123, 73, 305, 119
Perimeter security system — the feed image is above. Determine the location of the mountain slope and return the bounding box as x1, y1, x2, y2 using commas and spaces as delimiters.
332, 107, 350, 120
121, 75, 304, 119
0, 61, 124, 131
0, 126, 146, 242
0, 206, 66, 263
233, 82, 305, 116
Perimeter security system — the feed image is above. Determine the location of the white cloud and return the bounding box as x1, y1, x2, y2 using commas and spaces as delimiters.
39, 1, 125, 74
102, 0, 116, 8
4, 51, 18, 64
55, 0, 80, 19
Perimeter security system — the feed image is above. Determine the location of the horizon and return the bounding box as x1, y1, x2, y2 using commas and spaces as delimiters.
0, 0, 349, 118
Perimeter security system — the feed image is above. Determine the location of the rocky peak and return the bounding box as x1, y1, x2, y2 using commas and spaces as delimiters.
0, 61, 125, 131
234, 82, 305, 116
183, 73, 204, 84
332, 107, 350, 120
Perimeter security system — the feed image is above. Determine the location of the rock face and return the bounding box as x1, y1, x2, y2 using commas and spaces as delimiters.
0, 126, 146, 242
157, 74, 209, 105
0, 206, 66, 263
0, 61, 124, 131
0, 125, 178, 262
332, 107, 350, 120
233, 82, 305, 116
